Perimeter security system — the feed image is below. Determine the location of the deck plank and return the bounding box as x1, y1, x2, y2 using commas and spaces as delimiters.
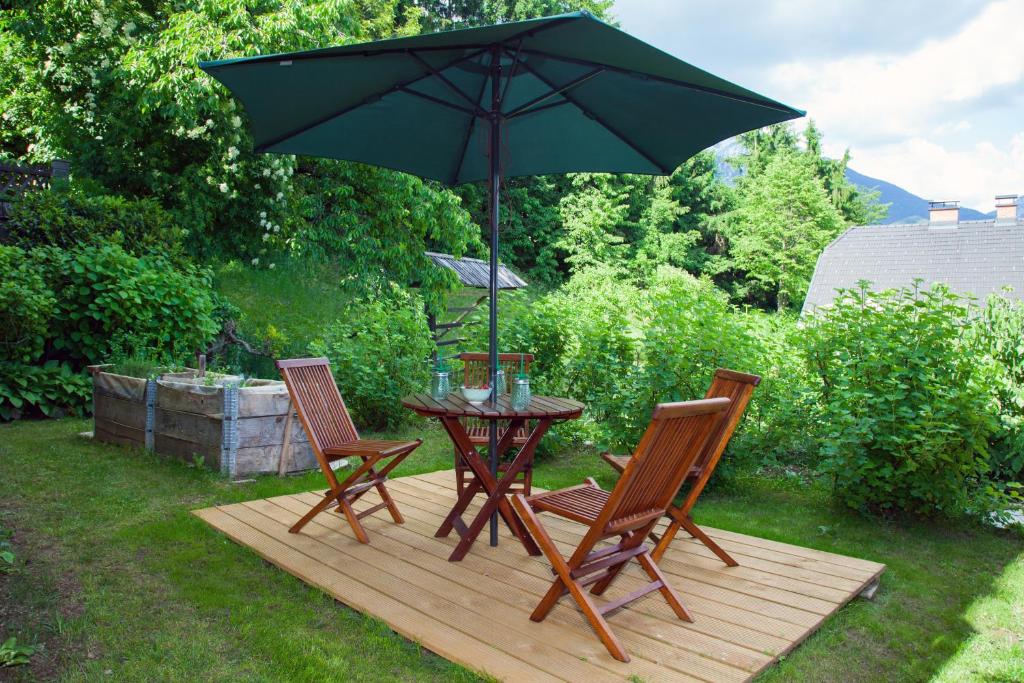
194, 470, 886, 683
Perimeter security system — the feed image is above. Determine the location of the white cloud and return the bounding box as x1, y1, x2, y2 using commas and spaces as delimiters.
768, 0, 1024, 142
851, 132, 1024, 210
765, 0, 1024, 208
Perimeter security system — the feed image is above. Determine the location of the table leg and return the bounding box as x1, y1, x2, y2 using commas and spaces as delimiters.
436, 417, 528, 538
447, 418, 555, 561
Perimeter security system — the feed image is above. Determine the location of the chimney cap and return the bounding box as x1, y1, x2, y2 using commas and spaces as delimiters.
995, 194, 1018, 204
928, 200, 960, 209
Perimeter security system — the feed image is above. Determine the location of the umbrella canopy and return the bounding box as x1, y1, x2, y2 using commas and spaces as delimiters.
201, 10, 802, 547
201, 11, 802, 185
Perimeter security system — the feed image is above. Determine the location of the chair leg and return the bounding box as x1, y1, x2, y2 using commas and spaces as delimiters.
374, 478, 404, 524
337, 496, 371, 544
654, 512, 738, 566
512, 495, 630, 663
637, 550, 692, 621
289, 488, 344, 534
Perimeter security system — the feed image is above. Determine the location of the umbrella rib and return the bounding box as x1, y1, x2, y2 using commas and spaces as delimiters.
407, 50, 481, 110
399, 86, 482, 117
450, 57, 491, 185
254, 48, 488, 152
505, 99, 573, 121
500, 39, 525, 105
518, 47, 801, 115
504, 67, 604, 119
502, 48, 672, 174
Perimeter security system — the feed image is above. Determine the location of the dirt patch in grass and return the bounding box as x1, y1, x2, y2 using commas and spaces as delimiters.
0, 509, 89, 682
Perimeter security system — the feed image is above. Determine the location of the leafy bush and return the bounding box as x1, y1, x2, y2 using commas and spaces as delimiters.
310, 292, 433, 431
0, 361, 91, 420
33, 244, 219, 367
733, 310, 823, 466
804, 283, 999, 516
973, 294, 1024, 482
0, 245, 55, 363
3, 185, 186, 263
0, 244, 218, 420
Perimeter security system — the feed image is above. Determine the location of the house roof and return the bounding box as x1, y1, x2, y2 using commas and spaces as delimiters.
802, 218, 1024, 314
425, 252, 528, 290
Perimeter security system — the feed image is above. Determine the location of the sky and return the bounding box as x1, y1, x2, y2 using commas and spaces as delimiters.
611, 0, 1024, 211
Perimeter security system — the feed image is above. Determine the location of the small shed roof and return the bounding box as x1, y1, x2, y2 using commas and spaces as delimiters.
425, 251, 528, 290
802, 217, 1024, 314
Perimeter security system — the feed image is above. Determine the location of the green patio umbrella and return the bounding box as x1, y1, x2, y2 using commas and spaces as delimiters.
200, 10, 802, 545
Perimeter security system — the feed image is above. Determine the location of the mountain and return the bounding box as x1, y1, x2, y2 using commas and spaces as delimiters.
844, 167, 993, 224
710, 142, 995, 224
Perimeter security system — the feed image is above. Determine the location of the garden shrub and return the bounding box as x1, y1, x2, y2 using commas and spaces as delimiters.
973, 294, 1024, 483
804, 283, 999, 516
3, 184, 187, 263
32, 244, 218, 367
310, 292, 433, 431
0, 244, 219, 420
733, 310, 823, 466
0, 245, 55, 363
0, 361, 91, 420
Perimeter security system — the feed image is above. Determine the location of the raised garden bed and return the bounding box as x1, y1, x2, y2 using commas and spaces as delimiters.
89, 367, 315, 477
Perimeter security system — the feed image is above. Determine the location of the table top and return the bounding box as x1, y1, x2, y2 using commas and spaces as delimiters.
402, 392, 584, 420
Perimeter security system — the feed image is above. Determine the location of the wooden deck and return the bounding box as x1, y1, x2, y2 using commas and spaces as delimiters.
194, 470, 885, 682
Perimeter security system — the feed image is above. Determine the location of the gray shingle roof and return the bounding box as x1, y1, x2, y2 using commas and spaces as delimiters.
802, 218, 1024, 314
425, 251, 528, 290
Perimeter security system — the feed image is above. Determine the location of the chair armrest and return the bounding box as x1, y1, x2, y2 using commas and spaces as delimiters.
599, 451, 630, 474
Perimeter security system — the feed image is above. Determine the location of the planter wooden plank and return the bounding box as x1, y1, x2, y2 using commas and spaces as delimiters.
235, 443, 316, 474
94, 392, 146, 428
94, 418, 145, 449
94, 372, 147, 402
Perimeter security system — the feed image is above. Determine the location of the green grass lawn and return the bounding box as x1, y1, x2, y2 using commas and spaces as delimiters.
1, 418, 1021, 682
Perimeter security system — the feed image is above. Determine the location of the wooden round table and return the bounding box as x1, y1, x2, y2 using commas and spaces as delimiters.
402, 392, 584, 561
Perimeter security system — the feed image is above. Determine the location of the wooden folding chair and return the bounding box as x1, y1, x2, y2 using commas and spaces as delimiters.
452, 352, 534, 495
601, 368, 760, 565
512, 397, 730, 662
277, 358, 421, 543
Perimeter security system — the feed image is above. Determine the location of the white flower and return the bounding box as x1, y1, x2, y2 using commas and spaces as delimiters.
219, 183, 228, 193
231, 116, 242, 128
269, 263, 276, 269
254, 183, 261, 189
275, 192, 284, 201
259, 211, 266, 219
262, 233, 271, 242
262, 168, 271, 177
227, 146, 238, 160
273, 224, 280, 233
251, 257, 260, 266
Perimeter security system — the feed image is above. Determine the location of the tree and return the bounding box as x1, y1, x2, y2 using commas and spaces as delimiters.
804, 120, 887, 225
555, 174, 628, 274
0, 1, 478, 308
668, 149, 735, 276
405, 0, 614, 32
723, 150, 845, 311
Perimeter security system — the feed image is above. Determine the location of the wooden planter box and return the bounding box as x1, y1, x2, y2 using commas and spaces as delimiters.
91, 369, 315, 477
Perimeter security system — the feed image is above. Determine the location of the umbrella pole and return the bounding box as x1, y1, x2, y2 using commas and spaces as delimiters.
487, 47, 502, 547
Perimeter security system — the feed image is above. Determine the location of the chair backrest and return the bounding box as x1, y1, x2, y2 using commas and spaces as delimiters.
691, 369, 761, 476
457, 352, 533, 394
277, 358, 359, 458
600, 398, 730, 534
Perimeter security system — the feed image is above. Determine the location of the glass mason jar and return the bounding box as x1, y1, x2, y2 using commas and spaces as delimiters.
511, 377, 531, 410
495, 369, 506, 396
430, 371, 450, 401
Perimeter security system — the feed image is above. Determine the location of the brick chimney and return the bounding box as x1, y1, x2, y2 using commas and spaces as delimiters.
928, 200, 959, 225
995, 194, 1018, 223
